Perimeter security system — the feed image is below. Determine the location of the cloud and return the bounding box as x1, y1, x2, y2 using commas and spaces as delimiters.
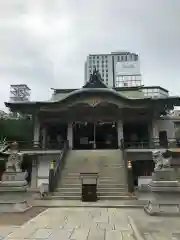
0, 0, 180, 110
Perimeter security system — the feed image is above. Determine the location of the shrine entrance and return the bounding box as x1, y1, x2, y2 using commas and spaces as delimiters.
72, 121, 118, 150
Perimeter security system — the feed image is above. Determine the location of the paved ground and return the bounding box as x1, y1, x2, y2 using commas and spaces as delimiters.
1, 207, 180, 239
2, 208, 135, 240
128, 209, 180, 240
33, 199, 147, 207
0, 207, 46, 226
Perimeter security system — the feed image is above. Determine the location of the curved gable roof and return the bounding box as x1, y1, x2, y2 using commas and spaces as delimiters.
51, 87, 131, 104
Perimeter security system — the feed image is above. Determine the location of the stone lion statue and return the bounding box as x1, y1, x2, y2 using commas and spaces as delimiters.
152, 150, 171, 171
6, 142, 23, 172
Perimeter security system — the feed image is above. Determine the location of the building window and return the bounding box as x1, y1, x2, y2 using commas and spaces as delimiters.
106, 74, 108, 77
106, 60, 108, 63
106, 69, 108, 72
97, 56, 99, 59
97, 60, 99, 63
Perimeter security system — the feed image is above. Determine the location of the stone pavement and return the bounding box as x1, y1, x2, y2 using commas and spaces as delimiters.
129, 209, 180, 240
3, 208, 135, 240
32, 199, 146, 208
1, 207, 180, 239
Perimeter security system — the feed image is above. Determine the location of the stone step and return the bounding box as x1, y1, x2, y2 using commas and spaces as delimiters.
46, 194, 135, 200
47, 195, 81, 200
53, 191, 128, 197
61, 174, 126, 179
63, 166, 124, 172
99, 195, 136, 200
0, 186, 27, 192
60, 179, 127, 186
53, 191, 81, 196
56, 187, 127, 193
59, 182, 127, 188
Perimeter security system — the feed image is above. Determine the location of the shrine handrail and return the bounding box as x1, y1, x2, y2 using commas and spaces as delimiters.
121, 138, 180, 149
5, 140, 65, 151
49, 141, 68, 193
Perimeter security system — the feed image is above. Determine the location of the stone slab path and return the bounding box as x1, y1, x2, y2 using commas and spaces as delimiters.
2, 207, 180, 239
3, 208, 135, 240
129, 209, 180, 240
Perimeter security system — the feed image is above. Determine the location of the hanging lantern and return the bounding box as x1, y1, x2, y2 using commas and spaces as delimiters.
127, 160, 132, 169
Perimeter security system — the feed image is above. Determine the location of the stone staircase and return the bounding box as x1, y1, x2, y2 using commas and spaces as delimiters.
50, 149, 134, 200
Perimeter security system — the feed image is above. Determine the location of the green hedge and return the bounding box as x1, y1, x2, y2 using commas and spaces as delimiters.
0, 119, 33, 142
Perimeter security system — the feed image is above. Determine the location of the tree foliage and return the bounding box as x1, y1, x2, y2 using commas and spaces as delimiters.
0, 119, 33, 142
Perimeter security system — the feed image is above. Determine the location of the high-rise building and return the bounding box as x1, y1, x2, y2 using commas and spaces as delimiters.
84, 51, 142, 87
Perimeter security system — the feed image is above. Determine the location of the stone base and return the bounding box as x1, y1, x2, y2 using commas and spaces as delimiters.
144, 200, 180, 216
0, 171, 28, 192
2, 171, 28, 181
152, 168, 177, 181
0, 200, 31, 213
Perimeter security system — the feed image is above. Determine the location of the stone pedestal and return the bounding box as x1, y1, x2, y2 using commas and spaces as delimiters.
0, 171, 28, 192
144, 168, 180, 215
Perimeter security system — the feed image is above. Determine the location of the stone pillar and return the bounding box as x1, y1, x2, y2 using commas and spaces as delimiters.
117, 120, 124, 148
67, 123, 73, 149
33, 116, 40, 147
152, 120, 159, 147
30, 156, 38, 189
42, 127, 47, 149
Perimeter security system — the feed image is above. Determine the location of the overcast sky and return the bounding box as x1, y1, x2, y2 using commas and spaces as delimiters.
0, 0, 180, 110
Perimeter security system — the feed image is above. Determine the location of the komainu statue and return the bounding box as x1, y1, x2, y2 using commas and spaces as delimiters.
6, 142, 23, 172
152, 150, 171, 171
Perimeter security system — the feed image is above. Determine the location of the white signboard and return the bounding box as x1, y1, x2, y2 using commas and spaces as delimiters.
115, 61, 141, 76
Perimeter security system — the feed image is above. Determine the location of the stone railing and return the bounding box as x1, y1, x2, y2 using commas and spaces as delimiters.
48, 141, 68, 193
